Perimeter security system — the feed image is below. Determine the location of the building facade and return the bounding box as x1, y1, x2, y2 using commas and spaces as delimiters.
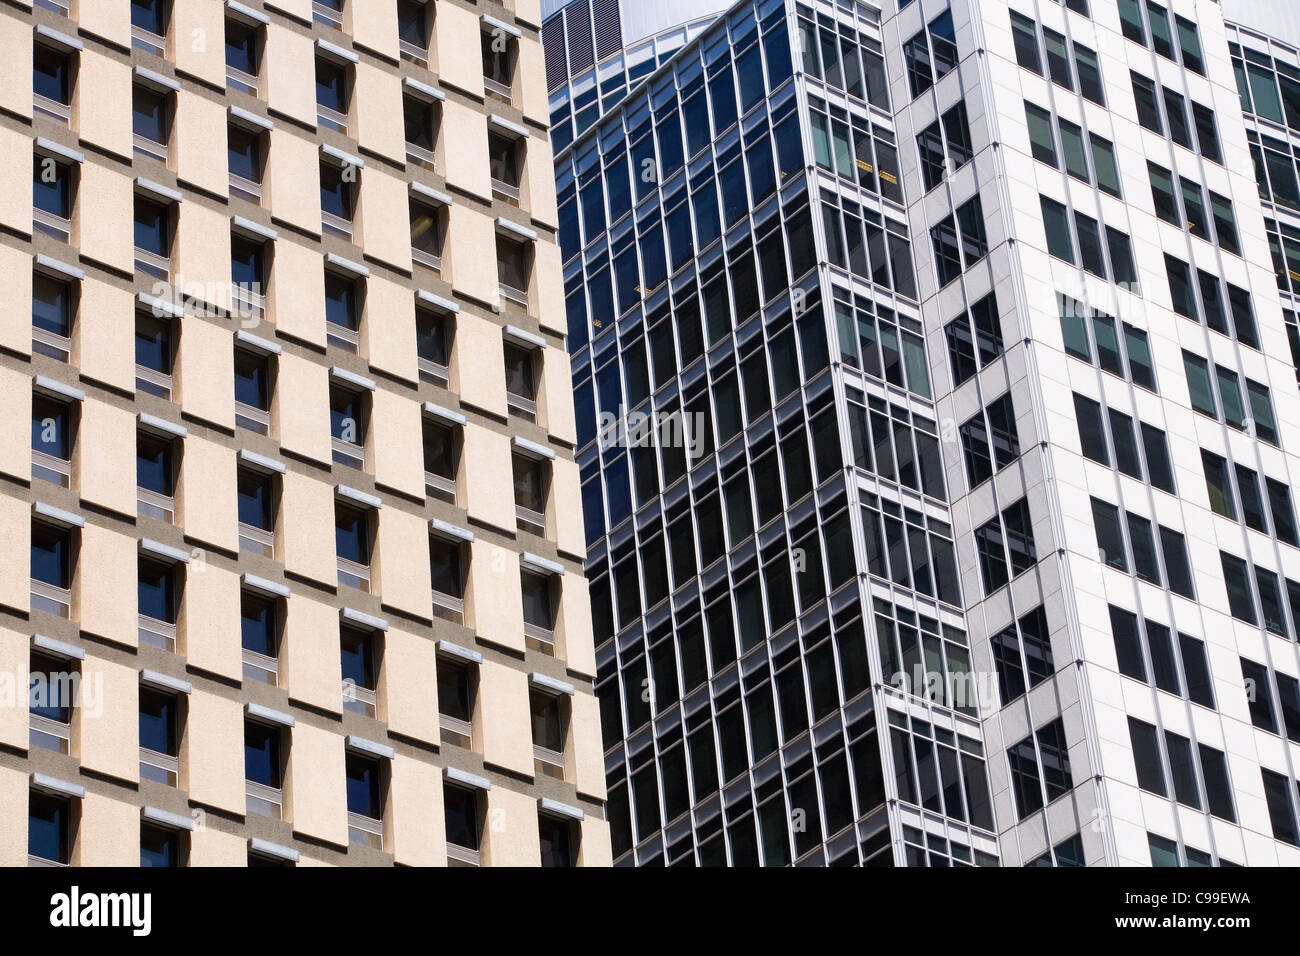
543, 0, 1300, 866
1, 0, 608, 866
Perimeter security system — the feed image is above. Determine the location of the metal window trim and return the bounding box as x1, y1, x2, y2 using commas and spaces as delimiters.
335, 484, 382, 510
135, 177, 183, 205
140, 668, 192, 695
229, 105, 274, 131
436, 639, 482, 664
316, 37, 359, 63
496, 217, 539, 242
512, 435, 556, 460
422, 401, 466, 426
430, 518, 474, 543
134, 65, 181, 92
416, 289, 459, 313
242, 573, 289, 599
521, 551, 565, 576
245, 701, 295, 727
34, 137, 84, 165
409, 181, 452, 206
138, 411, 188, 439
32, 501, 83, 529
227, 0, 271, 25
231, 215, 278, 243
142, 805, 196, 832
345, 734, 395, 760
239, 448, 287, 474
139, 538, 191, 565
330, 365, 376, 391
482, 14, 522, 39
248, 837, 299, 862
137, 291, 184, 319
33, 375, 84, 403
340, 606, 389, 632
34, 25, 83, 51
325, 252, 370, 278
503, 324, 546, 349
529, 672, 575, 696
538, 796, 584, 820
488, 114, 529, 139
321, 143, 365, 169
403, 76, 445, 101
445, 766, 491, 791
235, 329, 281, 356
34, 253, 84, 282
31, 772, 84, 799
32, 634, 84, 661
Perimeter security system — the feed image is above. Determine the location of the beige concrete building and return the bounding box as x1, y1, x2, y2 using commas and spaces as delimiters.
0, 0, 608, 866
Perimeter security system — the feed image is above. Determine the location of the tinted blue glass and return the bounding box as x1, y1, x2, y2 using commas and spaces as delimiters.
134, 199, 170, 255
140, 827, 176, 867
32, 276, 70, 336
244, 723, 280, 786
28, 795, 67, 862
346, 755, 380, 816
335, 507, 368, 563
241, 598, 274, 655
131, 0, 169, 34
33, 47, 69, 103
137, 437, 171, 494
226, 18, 258, 74
138, 561, 175, 622
139, 691, 175, 754
33, 158, 69, 216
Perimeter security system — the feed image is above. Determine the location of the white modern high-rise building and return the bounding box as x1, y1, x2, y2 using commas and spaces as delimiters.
542, 0, 1300, 866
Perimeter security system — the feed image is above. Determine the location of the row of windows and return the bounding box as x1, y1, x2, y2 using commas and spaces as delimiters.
1010, 11, 1104, 106
1266, 216, 1300, 297
1090, 497, 1195, 599
991, 605, 1055, 707
1040, 195, 1138, 287
1027, 833, 1084, 867
1059, 294, 1156, 391
1164, 253, 1260, 350
1073, 393, 1175, 494
28, 774, 581, 868
808, 96, 905, 207
875, 599, 974, 715
916, 101, 974, 193
1182, 350, 1279, 446
833, 291, 932, 399
1108, 605, 1214, 708
601, 604, 883, 862
888, 717, 994, 831
576, 291, 832, 549
797, 5, 889, 113
821, 190, 918, 299
584, 445, 852, 648
931, 195, 989, 288
571, 229, 819, 460
1128, 716, 1235, 822
862, 495, 962, 608
902, 8, 958, 101
606, 699, 893, 865
1007, 717, 1073, 820
1203, 449, 1298, 547
1232, 42, 1300, 134
946, 292, 1004, 388
1118, 0, 1205, 74
1240, 656, 1300, 745
845, 386, 946, 502
563, 129, 813, 358
1025, 100, 1121, 197
1131, 70, 1222, 165
1147, 832, 1235, 867
1147, 162, 1240, 257
557, 12, 793, 267
975, 497, 1037, 596
32, 407, 564, 631
1249, 127, 1300, 214
960, 393, 1020, 490
1220, 550, 1300, 640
